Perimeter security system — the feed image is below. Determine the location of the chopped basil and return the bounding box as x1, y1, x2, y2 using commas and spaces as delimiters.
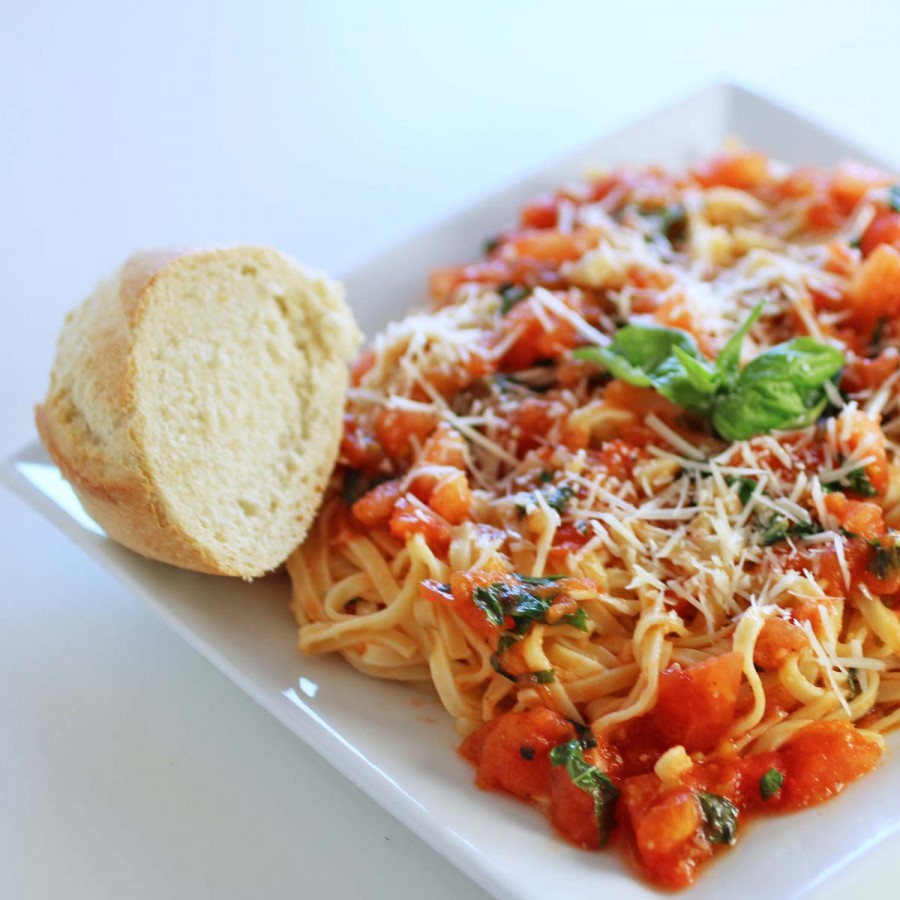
498, 282, 531, 314
846, 467, 878, 497
484, 235, 501, 255
529, 669, 557, 684
561, 607, 590, 632
759, 768, 784, 801
342, 469, 391, 506
696, 791, 739, 844
847, 667, 861, 697
545, 484, 575, 513
550, 739, 619, 845
480, 575, 591, 675
575, 302, 844, 441
869, 535, 900, 579
727, 475, 761, 505
762, 517, 820, 546
519, 746, 535, 761
889, 185, 900, 213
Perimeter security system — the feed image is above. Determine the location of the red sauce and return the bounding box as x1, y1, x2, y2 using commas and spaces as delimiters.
462, 680, 882, 889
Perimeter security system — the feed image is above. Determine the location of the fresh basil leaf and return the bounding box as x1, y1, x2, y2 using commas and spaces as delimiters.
575, 325, 718, 414
713, 338, 844, 441
529, 669, 557, 684
759, 768, 784, 801
550, 739, 619, 845
889, 185, 900, 213
847, 668, 861, 698
697, 791, 739, 845
716, 302, 764, 383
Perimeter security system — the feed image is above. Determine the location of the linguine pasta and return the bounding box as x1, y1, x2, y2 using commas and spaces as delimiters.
287, 148, 900, 887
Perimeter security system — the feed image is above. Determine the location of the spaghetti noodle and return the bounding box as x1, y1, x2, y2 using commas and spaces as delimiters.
287, 148, 900, 887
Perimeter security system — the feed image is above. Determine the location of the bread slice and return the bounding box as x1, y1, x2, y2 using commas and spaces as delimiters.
36, 246, 361, 578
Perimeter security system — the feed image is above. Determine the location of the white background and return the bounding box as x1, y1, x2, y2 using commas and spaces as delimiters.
3, 2, 900, 898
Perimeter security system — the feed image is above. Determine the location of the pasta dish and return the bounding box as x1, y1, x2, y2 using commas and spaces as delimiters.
287, 148, 900, 887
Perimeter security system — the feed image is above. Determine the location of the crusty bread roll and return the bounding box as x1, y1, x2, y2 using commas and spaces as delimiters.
36, 246, 361, 578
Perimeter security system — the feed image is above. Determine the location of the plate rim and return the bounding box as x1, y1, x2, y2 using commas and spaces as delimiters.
6, 80, 900, 900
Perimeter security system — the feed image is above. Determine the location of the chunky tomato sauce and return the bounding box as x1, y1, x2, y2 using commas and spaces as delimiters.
463, 685, 880, 888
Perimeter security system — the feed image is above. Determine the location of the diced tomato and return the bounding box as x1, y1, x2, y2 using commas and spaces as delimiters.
350, 477, 403, 526
374, 408, 439, 464
842, 348, 900, 394
549, 738, 620, 849
463, 708, 575, 800
693, 149, 769, 190
389, 497, 452, 554
339, 415, 383, 469
618, 775, 709, 890
831, 161, 892, 214
594, 439, 650, 481
497, 295, 580, 370
512, 397, 565, 452
428, 471, 472, 525
774, 721, 881, 810
550, 522, 592, 557
860, 211, 900, 257
836, 408, 889, 495
849, 243, 900, 324
505, 229, 597, 265
805, 194, 844, 231
650, 652, 743, 753
752, 617, 809, 670
824, 493, 886, 540
520, 193, 559, 230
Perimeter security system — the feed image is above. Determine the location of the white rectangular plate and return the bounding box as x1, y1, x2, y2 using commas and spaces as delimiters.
5, 83, 900, 899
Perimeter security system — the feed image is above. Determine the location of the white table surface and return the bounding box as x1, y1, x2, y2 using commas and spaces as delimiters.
4, 2, 900, 897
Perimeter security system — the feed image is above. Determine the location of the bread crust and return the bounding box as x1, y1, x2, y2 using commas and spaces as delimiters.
36, 246, 357, 577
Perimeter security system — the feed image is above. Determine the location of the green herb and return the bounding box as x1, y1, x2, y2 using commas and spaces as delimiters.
474, 575, 589, 635
498, 282, 531, 314
538, 469, 555, 484
849, 236, 862, 250
484, 235, 501, 255
712, 339, 844, 441
889, 185, 900, 213
847, 467, 878, 497
574, 303, 844, 441
872, 317, 887, 348
869, 535, 900, 579
516, 484, 576, 516
561, 607, 590, 632
759, 768, 784, 801
727, 475, 761, 505
481, 575, 591, 675
763, 517, 820, 546
658, 203, 687, 239
550, 739, 619, 845
545, 484, 575, 513
519, 746, 535, 761
516, 574, 566, 586
696, 791, 739, 845
342, 469, 391, 506
529, 669, 557, 684
847, 668, 861, 697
